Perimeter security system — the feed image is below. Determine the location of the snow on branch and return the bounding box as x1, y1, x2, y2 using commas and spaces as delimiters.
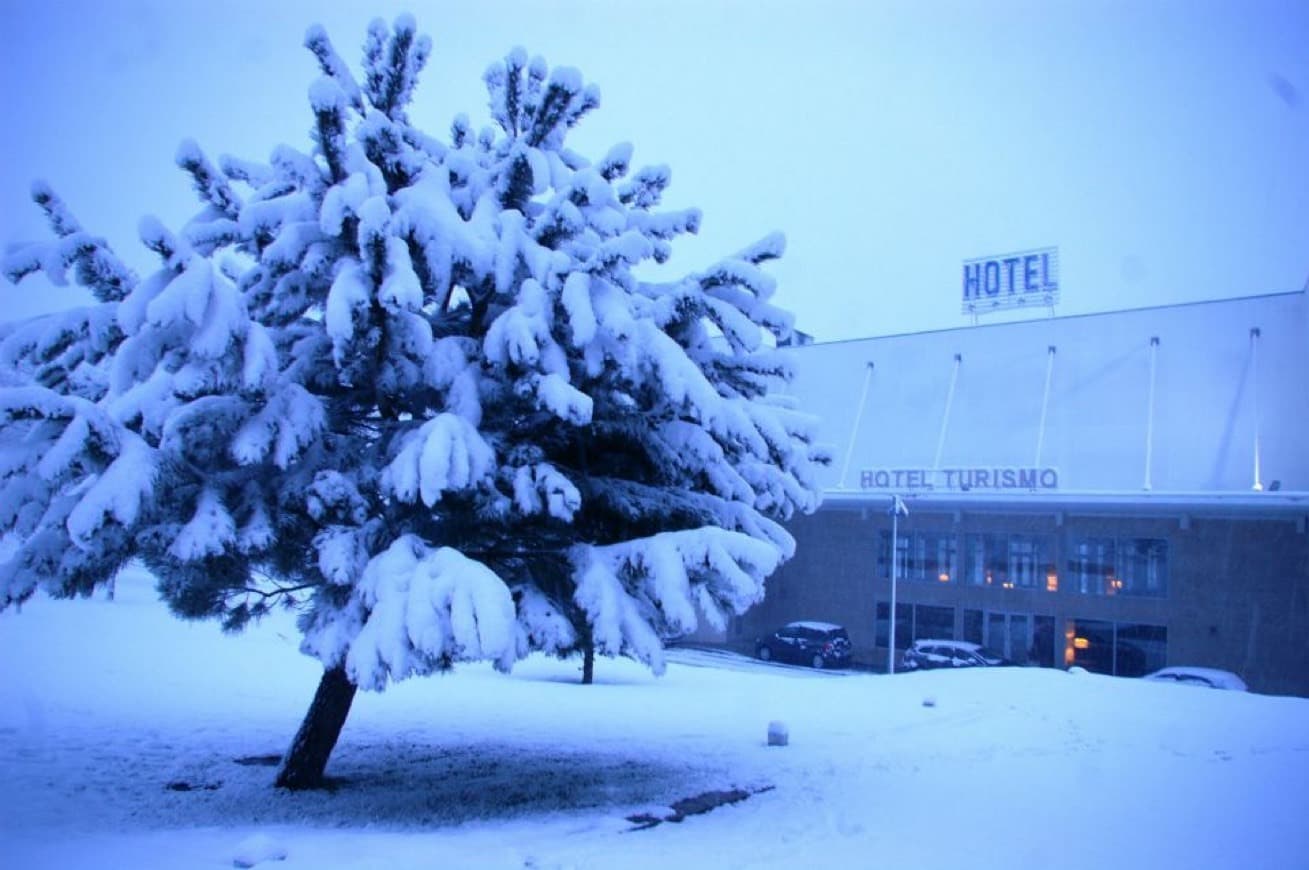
617, 165, 670, 209
510, 461, 581, 521
229, 384, 326, 469
176, 139, 243, 220
572, 525, 784, 669
3, 184, 138, 302
571, 553, 665, 672
331, 536, 517, 689
363, 14, 431, 121
168, 487, 236, 561
304, 23, 365, 112
512, 584, 577, 657
308, 76, 350, 182
734, 231, 786, 265
64, 431, 156, 549
597, 142, 633, 180
0, 305, 120, 397
218, 154, 275, 188
381, 413, 495, 506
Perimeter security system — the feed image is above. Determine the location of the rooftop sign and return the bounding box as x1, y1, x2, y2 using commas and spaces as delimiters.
962, 246, 1060, 315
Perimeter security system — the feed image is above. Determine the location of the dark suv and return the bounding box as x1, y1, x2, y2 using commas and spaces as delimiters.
755, 622, 853, 669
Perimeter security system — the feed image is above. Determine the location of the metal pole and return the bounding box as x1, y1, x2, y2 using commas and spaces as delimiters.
932, 354, 962, 473
1251, 328, 1263, 491
838, 362, 875, 490
1034, 346, 1055, 468
1144, 337, 1159, 491
887, 495, 907, 675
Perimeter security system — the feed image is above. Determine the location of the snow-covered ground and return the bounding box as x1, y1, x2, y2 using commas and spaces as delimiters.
2, 566, 1306, 869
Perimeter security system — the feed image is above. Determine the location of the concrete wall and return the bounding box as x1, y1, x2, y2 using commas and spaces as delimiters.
735, 505, 1309, 696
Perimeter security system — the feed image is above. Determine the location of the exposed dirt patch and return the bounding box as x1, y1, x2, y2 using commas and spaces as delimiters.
626, 785, 774, 830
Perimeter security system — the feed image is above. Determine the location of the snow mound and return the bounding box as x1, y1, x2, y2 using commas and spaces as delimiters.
231, 832, 287, 867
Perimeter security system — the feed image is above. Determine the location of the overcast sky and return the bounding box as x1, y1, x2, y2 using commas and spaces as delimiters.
2, 0, 1306, 341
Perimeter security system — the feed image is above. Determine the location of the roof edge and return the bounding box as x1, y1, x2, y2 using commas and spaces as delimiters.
817, 488, 1309, 515
795, 288, 1306, 348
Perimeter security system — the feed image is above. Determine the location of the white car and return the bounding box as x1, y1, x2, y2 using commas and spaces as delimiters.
1143, 667, 1248, 691
901, 639, 1011, 671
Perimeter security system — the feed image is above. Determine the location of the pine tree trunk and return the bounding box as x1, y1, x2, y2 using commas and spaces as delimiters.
274, 664, 358, 790
581, 642, 595, 685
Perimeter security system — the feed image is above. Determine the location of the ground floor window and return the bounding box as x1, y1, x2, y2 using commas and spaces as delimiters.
1065, 619, 1167, 676
875, 602, 954, 649
877, 601, 1167, 674
963, 610, 1058, 666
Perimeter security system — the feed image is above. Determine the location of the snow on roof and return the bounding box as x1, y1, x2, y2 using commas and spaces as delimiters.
786, 620, 844, 632
783, 291, 1309, 496
912, 638, 982, 650
1145, 667, 1249, 691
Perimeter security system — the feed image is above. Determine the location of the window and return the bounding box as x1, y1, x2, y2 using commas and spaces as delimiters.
1032, 615, 1056, 668
1115, 623, 1168, 676
1067, 538, 1168, 597
875, 602, 954, 648
913, 604, 954, 641
875, 602, 912, 649
962, 611, 1059, 666
963, 533, 1054, 589
1066, 619, 1166, 676
1007, 536, 1048, 589
878, 531, 958, 583
1116, 539, 1168, 597
963, 609, 984, 644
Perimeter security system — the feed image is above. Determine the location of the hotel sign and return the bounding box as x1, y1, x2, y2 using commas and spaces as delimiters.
860, 467, 1059, 491
962, 246, 1059, 314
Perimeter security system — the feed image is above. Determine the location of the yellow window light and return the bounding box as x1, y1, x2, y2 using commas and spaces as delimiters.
1073, 637, 1090, 650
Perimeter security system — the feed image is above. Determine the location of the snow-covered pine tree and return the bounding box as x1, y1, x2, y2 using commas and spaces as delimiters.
0, 15, 827, 789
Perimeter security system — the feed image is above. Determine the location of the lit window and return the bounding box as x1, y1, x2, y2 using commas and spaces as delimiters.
963, 533, 1053, 588
1067, 539, 1168, 598
879, 531, 957, 584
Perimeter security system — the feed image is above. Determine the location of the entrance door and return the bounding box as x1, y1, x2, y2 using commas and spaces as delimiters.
985, 612, 1031, 665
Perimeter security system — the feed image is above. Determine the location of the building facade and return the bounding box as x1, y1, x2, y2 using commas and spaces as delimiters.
733, 292, 1309, 695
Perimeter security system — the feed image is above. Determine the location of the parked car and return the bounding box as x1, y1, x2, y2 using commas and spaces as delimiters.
901, 639, 1011, 671
1143, 667, 1248, 691
755, 621, 853, 669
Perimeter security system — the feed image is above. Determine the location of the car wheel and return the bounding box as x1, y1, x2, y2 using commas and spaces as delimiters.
757, 646, 772, 662
811, 654, 825, 670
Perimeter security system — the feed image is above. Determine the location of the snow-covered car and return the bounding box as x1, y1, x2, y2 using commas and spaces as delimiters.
755, 622, 852, 669
1143, 667, 1248, 691
901, 639, 1011, 671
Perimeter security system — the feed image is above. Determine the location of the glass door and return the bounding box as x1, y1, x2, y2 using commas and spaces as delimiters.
984, 611, 1032, 664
